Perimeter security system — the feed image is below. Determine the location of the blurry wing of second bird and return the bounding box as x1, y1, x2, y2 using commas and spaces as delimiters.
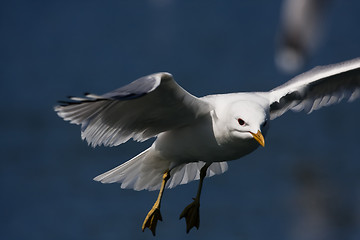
269, 58, 360, 120
54, 72, 211, 147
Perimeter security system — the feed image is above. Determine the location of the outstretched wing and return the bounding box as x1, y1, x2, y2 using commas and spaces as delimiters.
55, 72, 210, 147
269, 58, 360, 120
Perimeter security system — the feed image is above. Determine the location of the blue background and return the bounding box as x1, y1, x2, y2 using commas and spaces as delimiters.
1, 1, 360, 240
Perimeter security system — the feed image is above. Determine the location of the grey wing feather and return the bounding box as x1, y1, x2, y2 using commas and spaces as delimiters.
55, 72, 210, 147
269, 58, 360, 120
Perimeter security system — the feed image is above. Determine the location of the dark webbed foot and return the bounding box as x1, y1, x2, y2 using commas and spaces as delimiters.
179, 163, 210, 233
179, 197, 200, 233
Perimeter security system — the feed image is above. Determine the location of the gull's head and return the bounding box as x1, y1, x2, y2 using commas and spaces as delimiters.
219, 100, 269, 147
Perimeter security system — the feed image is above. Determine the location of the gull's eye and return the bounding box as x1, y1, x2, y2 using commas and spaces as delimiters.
238, 118, 245, 126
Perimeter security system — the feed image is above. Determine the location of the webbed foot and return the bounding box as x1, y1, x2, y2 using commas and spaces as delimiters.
179, 197, 200, 233
142, 170, 170, 236
142, 205, 162, 236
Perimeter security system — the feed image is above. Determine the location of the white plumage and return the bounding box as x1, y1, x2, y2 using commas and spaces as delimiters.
55, 58, 360, 192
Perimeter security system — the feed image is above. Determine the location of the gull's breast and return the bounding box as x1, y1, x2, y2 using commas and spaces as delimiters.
153, 115, 260, 165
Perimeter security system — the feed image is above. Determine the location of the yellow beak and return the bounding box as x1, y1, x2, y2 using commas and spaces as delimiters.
250, 130, 265, 147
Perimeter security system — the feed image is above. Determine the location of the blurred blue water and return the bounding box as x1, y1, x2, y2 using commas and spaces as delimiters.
1, 1, 360, 240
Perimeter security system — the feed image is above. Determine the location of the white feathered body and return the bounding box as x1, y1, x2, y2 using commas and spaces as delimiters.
154, 114, 259, 166
55, 58, 360, 192
94, 93, 270, 191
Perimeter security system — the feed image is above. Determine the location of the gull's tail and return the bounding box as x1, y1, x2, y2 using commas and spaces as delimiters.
94, 147, 228, 191
93, 148, 167, 191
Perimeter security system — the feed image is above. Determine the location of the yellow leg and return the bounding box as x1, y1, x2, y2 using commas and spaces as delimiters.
180, 163, 211, 233
142, 170, 170, 236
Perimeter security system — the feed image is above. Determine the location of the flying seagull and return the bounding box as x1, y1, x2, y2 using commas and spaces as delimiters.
276, 0, 331, 73
55, 58, 360, 235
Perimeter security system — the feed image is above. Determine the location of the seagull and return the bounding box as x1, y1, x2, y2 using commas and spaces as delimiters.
276, 0, 331, 73
55, 58, 360, 236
